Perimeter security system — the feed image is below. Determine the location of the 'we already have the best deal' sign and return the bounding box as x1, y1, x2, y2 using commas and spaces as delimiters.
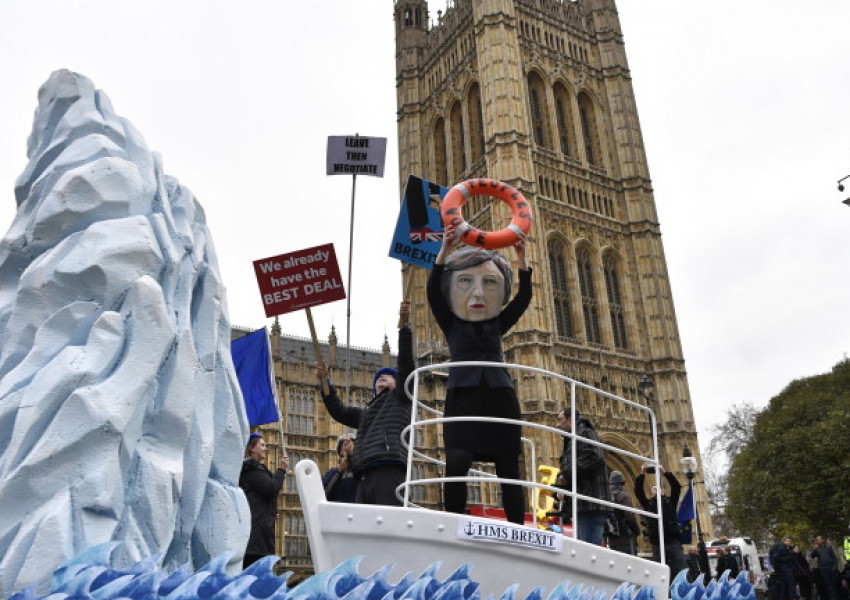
253, 243, 346, 318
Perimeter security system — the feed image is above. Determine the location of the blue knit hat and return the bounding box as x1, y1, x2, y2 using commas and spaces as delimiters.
372, 367, 398, 395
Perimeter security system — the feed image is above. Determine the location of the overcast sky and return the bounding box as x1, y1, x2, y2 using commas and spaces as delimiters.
1, 1, 849, 450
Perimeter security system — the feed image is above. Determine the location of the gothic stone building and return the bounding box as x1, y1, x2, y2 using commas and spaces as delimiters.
245, 0, 710, 577
392, 0, 711, 547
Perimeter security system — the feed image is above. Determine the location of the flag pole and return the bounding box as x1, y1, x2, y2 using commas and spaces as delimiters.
344, 158, 358, 405
263, 326, 287, 457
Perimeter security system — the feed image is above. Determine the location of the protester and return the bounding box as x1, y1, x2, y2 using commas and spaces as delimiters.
716, 546, 740, 581
553, 407, 610, 544
315, 300, 414, 506
606, 470, 640, 554
239, 432, 289, 568
322, 435, 358, 503
426, 227, 530, 524
634, 463, 688, 577
793, 544, 813, 600
685, 546, 702, 583
769, 536, 796, 600
811, 535, 841, 600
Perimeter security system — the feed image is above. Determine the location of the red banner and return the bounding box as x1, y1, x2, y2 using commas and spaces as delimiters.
253, 243, 346, 317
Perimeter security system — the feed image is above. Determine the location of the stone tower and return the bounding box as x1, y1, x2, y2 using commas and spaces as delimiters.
393, 0, 711, 539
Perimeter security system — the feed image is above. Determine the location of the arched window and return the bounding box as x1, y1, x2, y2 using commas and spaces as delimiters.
433, 118, 448, 186
467, 82, 485, 163
553, 82, 575, 158
548, 238, 573, 339
578, 92, 601, 166
604, 254, 628, 350
527, 72, 551, 149
449, 101, 466, 179
286, 389, 315, 435
577, 246, 601, 344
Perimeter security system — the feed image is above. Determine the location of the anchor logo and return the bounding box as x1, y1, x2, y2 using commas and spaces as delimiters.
463, 522, 476, 536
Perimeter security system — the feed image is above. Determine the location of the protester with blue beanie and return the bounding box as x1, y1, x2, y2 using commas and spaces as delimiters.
315, 300, 414, 506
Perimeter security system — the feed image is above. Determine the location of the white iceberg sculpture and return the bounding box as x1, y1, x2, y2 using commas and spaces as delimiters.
0, 69, 250, 596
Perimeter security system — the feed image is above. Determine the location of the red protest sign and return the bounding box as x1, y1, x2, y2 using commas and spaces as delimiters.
253, 243, 346, 317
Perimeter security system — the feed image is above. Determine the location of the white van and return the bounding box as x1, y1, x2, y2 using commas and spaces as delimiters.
706, 537, 767, 597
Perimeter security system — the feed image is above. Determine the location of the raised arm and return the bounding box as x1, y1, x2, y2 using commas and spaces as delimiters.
396, 300, 415, 398
315, 361, 361, 429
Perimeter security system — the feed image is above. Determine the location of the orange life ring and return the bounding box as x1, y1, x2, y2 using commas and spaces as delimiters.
441, 178, 532, 249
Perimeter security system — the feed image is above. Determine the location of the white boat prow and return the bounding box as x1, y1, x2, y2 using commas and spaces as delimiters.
295, 459, 669, 599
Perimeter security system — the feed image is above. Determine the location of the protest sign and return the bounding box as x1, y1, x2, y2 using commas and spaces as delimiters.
253, 243, 345, 318
388, 174, 448, 269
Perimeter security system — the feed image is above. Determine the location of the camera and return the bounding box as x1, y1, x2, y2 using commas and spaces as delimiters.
646, 466, 655, 474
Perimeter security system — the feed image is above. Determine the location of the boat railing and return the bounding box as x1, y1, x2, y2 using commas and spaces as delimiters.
398, 361, 669, 563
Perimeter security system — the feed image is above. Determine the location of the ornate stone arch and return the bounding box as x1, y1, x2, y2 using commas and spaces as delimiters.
431, 115, 448, 186
464, 80, 485, 164
600, 247, 629, 351
576, 89, 603, 168
574, 239, 601, 344
546, 231, 575, 341
526, 68, 552, 150
551, 77, 577, 159
448, 99, 466, 180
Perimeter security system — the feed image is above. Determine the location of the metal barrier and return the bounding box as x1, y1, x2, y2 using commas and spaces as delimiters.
397, 360, 669, 564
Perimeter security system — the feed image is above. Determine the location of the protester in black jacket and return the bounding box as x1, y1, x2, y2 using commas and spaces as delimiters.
769, 536, 796, 600
634, 464, 688, 577
239, 433, 288, 568
315, 300, 414, 506
607, 470, 640, 555
555, 408, 611, 545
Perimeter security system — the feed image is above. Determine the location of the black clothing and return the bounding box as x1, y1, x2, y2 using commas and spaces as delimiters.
320, 325, 414, 505
686, 553, 701, 583
427, 265, 532, 390
355, 463, 407, 505
239, 457, 286, 566
634, 471, 682, 544
557, 415, 611, 515
322, 466, 358, 503
811, 544, 841, 600
812, 544, 840, 570
427, 265, 532, 457
635, 471, 687, 576
607, 485, 640, 555
717, 554, 740, 580
426, 264, 532, 524
793, 551, 813, 600
444, 447, 525, 524
769, 541, 796, 600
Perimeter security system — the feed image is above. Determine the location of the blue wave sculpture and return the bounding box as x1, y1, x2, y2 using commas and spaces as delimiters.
4, 544, 756, 600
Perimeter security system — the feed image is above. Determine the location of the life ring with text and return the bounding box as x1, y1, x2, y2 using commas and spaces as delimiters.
441, 178, 532, 249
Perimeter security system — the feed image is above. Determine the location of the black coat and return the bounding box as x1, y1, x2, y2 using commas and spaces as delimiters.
321, 326, 414, 476
557, 416, 611, 514
427, 265, 532, 456
634, 471, 682, 545
239, 458, 285, 556
609, 485, 640, 542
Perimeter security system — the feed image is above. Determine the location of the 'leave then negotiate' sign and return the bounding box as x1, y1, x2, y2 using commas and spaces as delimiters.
326, 135, 387, 177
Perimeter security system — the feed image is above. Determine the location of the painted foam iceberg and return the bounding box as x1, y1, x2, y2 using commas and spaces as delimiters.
0, 69, 250, 596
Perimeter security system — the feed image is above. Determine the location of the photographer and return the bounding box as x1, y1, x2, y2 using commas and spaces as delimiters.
634, 463, 688, 577
322, 436, 358, 503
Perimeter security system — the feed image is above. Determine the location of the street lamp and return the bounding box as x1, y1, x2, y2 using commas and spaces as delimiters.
681, 444, 709, 582
638, 373, 656, 435
837, 175, 850, 206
